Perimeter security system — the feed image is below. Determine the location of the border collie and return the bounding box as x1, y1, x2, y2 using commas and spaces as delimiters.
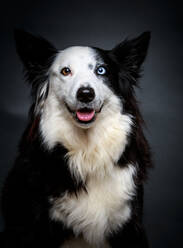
1, 30, 152, 248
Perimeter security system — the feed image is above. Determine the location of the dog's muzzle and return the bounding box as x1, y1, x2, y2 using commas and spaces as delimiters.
65, 86, 103, 126
74, 87, 96, 123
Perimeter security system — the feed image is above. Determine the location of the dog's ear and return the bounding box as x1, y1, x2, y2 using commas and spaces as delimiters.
14, 29, 57, 72
14, 29, 57, 112
14, 29, 57, 102
111, 31, 151, 84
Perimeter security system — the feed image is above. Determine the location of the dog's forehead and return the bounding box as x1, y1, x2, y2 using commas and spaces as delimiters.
53, 46, 103, 68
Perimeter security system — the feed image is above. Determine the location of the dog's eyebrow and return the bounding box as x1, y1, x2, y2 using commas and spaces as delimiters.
88, 64, 93, 70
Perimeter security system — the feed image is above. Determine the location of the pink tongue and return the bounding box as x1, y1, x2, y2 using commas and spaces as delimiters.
76, 110, 95, 122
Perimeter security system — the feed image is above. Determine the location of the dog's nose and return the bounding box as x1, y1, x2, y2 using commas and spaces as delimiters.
77, 87, 95, 103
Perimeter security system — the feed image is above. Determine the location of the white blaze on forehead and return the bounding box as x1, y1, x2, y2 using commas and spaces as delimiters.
52, 46, 101, 75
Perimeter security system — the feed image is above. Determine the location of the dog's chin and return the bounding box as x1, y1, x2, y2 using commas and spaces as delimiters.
74, 119, 95, 129
65, 103, 103, 129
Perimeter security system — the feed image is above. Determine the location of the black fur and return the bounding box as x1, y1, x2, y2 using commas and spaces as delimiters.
94, 32, 152, 247
14, 29, 57, 109
1, 30, 152, 247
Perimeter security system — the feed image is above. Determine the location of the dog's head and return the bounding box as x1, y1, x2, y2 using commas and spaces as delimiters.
15, 30, 150, 129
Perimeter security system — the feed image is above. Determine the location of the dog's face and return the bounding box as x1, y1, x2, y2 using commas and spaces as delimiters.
50, 46, 115, 128
14, 30, 150, 129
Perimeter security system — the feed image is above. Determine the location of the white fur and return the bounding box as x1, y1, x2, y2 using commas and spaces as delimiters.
40, 46, 136, 246
40, 90, 132, 180
41, 92, 134, 245
50, 164, 136, 246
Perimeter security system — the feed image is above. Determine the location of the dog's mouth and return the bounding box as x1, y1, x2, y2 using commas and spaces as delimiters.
65, 103, 103, 125
76, 108, 95, 123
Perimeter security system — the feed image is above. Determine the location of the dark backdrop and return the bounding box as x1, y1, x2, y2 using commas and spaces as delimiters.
0, 1, 183, 247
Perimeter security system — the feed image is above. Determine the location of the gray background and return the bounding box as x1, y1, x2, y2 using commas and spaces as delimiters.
0, 0, 182, 247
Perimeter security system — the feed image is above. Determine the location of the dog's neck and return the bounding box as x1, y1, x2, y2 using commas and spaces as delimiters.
40, 91, 132, 180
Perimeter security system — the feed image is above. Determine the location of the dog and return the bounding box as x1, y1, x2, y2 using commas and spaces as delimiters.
1, 29, 152, 248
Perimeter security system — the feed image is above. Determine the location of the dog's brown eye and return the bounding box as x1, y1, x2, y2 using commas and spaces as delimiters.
61, 67, 71, 76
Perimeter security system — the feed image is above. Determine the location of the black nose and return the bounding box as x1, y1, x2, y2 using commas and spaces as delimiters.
76, 87, 95, 103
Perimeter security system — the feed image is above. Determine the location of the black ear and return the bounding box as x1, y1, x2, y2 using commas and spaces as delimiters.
14, 29, 57, 103
14, 29, 57, 71
111, 31, 151, 81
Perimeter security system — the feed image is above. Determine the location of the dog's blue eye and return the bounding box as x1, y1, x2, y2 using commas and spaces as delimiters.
96, 66, 106, 75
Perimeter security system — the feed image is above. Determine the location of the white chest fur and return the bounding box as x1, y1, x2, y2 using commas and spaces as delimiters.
50, 164, 136, 246
40, 93, 133, 180
41, 92, 135, 245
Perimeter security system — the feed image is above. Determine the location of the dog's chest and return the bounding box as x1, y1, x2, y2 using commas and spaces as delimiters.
50, 165, 135, 245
